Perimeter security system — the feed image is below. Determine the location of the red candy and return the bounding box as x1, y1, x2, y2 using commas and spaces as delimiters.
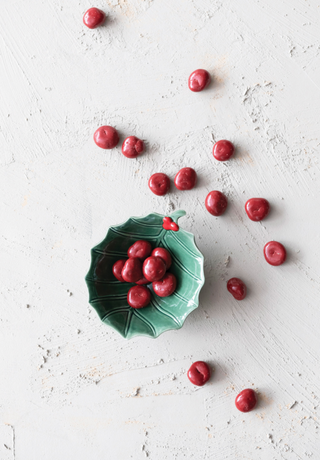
83, 7, 105, 29
213, 140, 234, 161
143, 256, 166, 282
127, 285, 151, 309
122, 136, 144, 159
121, 258, 142, 283
148, 173, 170, 196
112, 259, 126, 282
174, 167, 197, 191
264, 241, 286, 266
245, 198, 270, 222
151, 247, 172, 269
153, 273, 177, 297
187, 361, 210, 386
188, 69, 210, 92
235, 389, 257, 412
136, 277, 149, 285
94, 125, 119, 149
205, 191, 228, 216
127, 240, 152, 260
162, 217, 179, 231
227, 278, 247, 301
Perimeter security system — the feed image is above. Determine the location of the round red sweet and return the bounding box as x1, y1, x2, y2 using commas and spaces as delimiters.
142, 256, 166, 282
122, 136, 144, 159
93, 126, 119, 149
227, 278, 247, 301
174, 167, 197, 191
127, 285, 151, 309
121, 258, 142, 283
148, 173, 170, 196
264, 241, 286, 266
245, 198, 270, 222
83, 8, 106, 29
187, 361, 210, 386
127, 240, 152, 260
205, 191, 228, 216
151, 247, 172, 269
213, 140, 234, 161
152, 273, 177, 297
112, 259, 126, 282
235, 389, 257, 412
188, 69, 210, 92
136, 277, 149, 285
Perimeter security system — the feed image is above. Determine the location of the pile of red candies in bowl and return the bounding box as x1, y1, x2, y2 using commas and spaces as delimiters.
112, 240, 177, 309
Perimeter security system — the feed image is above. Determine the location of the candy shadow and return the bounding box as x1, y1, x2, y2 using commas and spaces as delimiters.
206, 360, 229, 385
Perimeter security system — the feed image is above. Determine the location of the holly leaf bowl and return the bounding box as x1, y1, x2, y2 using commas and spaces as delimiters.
85, 210, 205, 339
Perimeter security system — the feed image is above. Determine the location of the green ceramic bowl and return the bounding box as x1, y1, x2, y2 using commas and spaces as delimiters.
85, 210, 205, 339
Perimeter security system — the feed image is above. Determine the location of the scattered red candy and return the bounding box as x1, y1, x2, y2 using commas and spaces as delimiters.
187, 361, 211, 386
152, 273, 177, 297
143, 256, 166, 282
235, 389, 257, 412
227, 278, 247, 300
148, 173, 170, 196
264, 241, 286, 266
121, 258, 143, 283
213, 140, 234, 161
122, 136, 144, 159
188, 69, 210, 92
174, 167, 197, 191
83, 7, 105, 29
151, 247, 172, 269
112, 259, 126, 282
245, 198, 270, 222
162, 217, 179, 231
127, 285, 151, 309
205, 191, 228, 216
94, 125, 119, 149
128, 240, 152, 260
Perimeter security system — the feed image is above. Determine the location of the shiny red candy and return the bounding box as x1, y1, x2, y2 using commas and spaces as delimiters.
142, 256, 166, 282
112, 259, 126, 282
148, 173, 170, 196
264, 241, 286, 266
245, 198, 270, 221
127, 240, 152, 260
94, 125, 119, 149
188, 69, 210, 92
135, 277, 149, 285
122, 136, 144, 159
121, 258, 142, 283
83, 7, 105, 29
187, 361, 210, 386
174, 167, 197, 191
235, 389, 257, 412
152, 273, 177, 297
213, 140, 234, 161
151, 247, 172, 269
162, 217, 179, 231
227, 278, 247, 301
127, 285, 151, 309
205, 191, 228, 216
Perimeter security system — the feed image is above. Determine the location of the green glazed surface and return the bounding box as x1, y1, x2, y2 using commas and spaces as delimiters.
85, 210, 205, 339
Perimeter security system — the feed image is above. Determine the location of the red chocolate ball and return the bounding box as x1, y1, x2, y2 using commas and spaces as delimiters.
122, 136, 144, 159
83, 7, 105, 29
135, 277, 149, 285
94, 125, 119, 149
227, 278, 247, 301
151, 247, 172, 269
127, 285, 151, 309
127, 240, 152, 260
205, 191, 228, 216
148, 173, 170, 196
235, 389, 257, 412
264, 241, 286, 266
174, 167, 197, 191
142, 256, 166, 282
112, 259, 126, 282
213, 140, 234, 161
245, 198, 270, 222
188, 69, 210, 92
187, 361, 211, 386
152, 273, 177, 297
121, 258, 142, 283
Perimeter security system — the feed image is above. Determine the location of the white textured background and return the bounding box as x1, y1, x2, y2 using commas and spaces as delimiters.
1, 0, 320, 458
